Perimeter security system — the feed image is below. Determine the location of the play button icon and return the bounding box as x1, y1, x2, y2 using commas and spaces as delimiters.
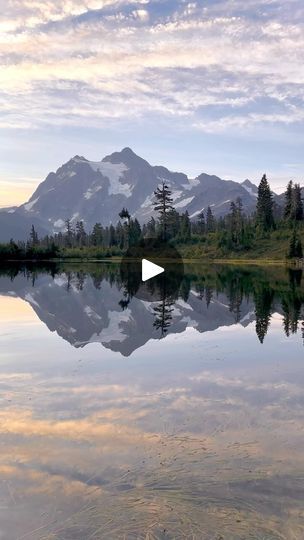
120, 237, 184, 302
142, 259, 164, 282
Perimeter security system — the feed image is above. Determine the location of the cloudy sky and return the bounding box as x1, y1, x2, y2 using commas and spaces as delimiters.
0, 0, 304, 206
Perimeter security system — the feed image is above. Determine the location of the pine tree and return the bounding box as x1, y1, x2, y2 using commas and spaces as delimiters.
65, 219, 74, 248
153, 297, 174, 337
228, 197, 244, 249
180, 211, 191, 240
294, 183, 303, 221
284, 180, 293, 220
91, 223, 103, 246
153, 181, 174, 241
115, 221, 124, 248
206, 206, 215, 233
205, 285, 213, 307
288, 229, 303, 258
146, 216, 156, 238
30, 225, 39, 246
197, 210, 205, 234
167, 209, 180, 239
129, 218, 141, 246
256, 174, 274, 232
119, 208, 131, 248
254, 285, 274, 343
75, 221, 86, 247
109, 224, 117, 246
119, 207, 131, 224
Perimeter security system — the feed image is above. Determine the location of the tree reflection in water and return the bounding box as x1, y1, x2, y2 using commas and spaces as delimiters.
1, 263, 304, 344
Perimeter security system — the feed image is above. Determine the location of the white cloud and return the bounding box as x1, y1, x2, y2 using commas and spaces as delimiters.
0, 0, 304, 135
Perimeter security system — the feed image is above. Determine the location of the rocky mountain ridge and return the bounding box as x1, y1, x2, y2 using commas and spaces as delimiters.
0, 147, 282, 242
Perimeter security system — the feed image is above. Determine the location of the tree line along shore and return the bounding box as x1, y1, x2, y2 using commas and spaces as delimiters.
0, 176, 303, 262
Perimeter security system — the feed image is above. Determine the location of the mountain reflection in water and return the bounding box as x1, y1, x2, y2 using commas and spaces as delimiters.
0, 263, 304, 355
1, 263, 304, 539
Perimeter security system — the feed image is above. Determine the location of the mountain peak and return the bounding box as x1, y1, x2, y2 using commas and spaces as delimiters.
242, 179, 256, 188
121, 147, 136, 156
1, 149, 279, 242
71, 155, 87, 162
241, 179, 258, 197
102, 147, 150, 168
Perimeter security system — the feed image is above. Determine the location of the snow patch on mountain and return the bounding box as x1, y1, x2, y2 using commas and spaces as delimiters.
84, 305, 102, 320
58, 170, 77, 181
75, 158, 131, 197
84, 185, 102, 200
24, 198, 39, 212
243, 185, 258, 198
183, 177, 200, 190
171, 190, 183, 201
175, 196, 194, 208
99, 309, 131, 343
25, 293, 39, 307
216, 199, 231, 207
176, 298, 193, 311
141, 194, 154, 208
54, 276, 67, 287
54, 219, 65, 228
190, 208, 204, 219
240, 310, 255, 323
181, 315, 199, 327
96, 162, 132, 197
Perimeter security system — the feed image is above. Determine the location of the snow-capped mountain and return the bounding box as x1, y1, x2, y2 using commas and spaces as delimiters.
0, 147, 279, 241
0, 272, 256, 356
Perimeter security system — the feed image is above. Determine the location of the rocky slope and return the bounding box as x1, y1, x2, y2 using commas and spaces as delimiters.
0, 148, 280, 241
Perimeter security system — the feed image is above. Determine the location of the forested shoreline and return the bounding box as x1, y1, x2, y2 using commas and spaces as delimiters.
1, 175, 303, 261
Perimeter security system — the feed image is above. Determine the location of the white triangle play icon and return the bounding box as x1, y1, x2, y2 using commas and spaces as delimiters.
142, 258, 164, 282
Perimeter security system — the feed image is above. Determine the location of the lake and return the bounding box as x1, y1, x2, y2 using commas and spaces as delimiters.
0, 262, 304, 539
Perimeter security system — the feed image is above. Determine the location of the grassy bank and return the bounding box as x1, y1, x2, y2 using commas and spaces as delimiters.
0, 228, 302, 263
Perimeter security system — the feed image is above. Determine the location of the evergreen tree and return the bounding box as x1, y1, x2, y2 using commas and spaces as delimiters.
254, 285, 274, 343
119, 207, 131, 224
129, 218, 141, 246
180, 210, 191, 240
146, 216, 156, 238
153, 296, 174, 337
153, 181, 174, 241
75, 221, 86, 247
119, 208, 131, 248
91, 223, 103, 246
206, 206, 215, 233
109, 224, 117, 246
288, 229, 303, 258
293, 183, 303, 221
256, 174, 274, 231
65, 219, 74, 248
205, 285, 213, 307
167, 209, 180, 239
115, 221, 124, 248
197, 210, 205, 235
284, 180, 293, 220
30, 225, 39, 246
227, 197, 244, 249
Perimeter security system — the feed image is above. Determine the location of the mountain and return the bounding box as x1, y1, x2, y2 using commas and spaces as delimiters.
0, 210, 49, 243
0, 271, 256, 356
0, 148, 278, 241
241, 179, 258, 198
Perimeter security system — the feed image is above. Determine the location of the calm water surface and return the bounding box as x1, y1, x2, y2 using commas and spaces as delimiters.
0, 263, 304, 539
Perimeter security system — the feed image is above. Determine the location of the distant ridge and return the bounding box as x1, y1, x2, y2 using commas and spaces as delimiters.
0, 148, 282, 242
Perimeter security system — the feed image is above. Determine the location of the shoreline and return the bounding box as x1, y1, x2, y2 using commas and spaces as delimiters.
0, 257, 300, 266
